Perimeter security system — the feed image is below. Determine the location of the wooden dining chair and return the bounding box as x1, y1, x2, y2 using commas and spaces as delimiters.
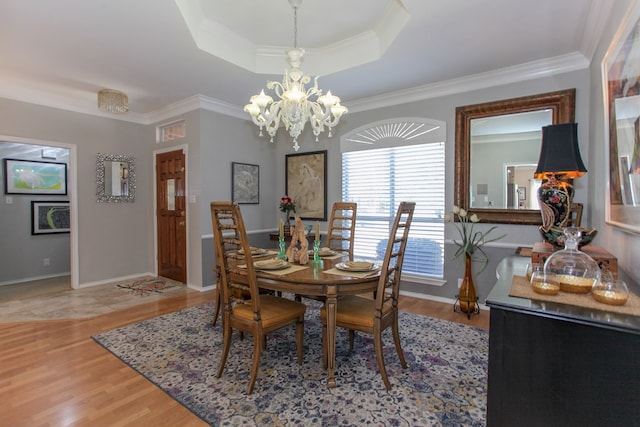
211, 201, 306, 395
325, 201, 357, 259
320, 201, 415, 390
295, 201, 357, 303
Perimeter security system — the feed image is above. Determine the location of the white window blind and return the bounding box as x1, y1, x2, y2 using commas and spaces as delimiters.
341, 143, 445, 278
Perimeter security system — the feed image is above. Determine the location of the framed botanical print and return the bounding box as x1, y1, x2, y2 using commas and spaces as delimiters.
232, 162, 259, 204
285, 150, 327, 220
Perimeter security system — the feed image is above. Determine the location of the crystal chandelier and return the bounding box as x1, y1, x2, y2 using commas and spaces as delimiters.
98, 89, 128, 114
244, 0, 347, 151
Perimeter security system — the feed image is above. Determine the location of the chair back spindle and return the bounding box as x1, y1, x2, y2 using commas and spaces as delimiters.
326, 202, 357, 259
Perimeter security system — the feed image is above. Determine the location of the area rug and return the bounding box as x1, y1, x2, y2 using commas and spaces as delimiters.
116, 276, 177, 296
93, 302, 488, 426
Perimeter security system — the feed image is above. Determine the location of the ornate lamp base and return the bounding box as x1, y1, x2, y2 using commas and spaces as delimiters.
454, 296, 480, 319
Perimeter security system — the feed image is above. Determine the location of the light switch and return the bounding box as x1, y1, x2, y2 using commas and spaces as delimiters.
5, 196, 12, 204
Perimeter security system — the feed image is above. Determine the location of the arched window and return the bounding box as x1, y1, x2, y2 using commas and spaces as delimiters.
340, 118, 446, 281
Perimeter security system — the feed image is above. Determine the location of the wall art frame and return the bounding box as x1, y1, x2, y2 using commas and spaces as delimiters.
3, 158, 67, 195
31, 200, 70, 235
96, 153, 136, 203
285, 150, 327, 220
231, 162, 259, 204
603, 1, 640, 234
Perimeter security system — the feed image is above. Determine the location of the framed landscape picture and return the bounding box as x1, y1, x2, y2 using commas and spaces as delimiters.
31, 201, 70, 235
4, 158, 67, 195
231, 162, 259, 204
285, 150, 327, 220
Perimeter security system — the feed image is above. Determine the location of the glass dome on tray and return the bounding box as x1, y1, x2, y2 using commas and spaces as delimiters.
543, 227, 601, 294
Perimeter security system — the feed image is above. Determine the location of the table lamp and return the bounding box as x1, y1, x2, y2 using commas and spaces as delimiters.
534, 122, 596, 246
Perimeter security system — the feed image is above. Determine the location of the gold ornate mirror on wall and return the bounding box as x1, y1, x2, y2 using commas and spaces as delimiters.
454, 89, 576, 224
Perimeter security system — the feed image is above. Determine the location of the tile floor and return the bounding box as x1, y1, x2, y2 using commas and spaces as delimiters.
0, 276, 191, 322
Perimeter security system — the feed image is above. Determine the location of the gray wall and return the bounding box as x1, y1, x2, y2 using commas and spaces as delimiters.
0, 99, 152, 286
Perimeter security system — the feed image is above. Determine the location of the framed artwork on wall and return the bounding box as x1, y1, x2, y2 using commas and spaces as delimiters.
285, 150, 327, 220
603, 1, 640, 234
3, 158, 67, 195
31, 201, 70, 235
231, 162, 259, 204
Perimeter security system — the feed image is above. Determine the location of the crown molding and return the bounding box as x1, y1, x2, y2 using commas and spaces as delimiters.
345, 52, 590, 114
139, 95, 245, 125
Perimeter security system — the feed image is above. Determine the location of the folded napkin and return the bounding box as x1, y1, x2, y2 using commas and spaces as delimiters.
254, 259, 287, 269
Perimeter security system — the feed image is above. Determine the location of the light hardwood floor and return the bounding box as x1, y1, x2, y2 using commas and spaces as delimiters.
0, 291, 489, 427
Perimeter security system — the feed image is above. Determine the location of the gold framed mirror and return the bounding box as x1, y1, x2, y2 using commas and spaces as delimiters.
454, 89, 576, 224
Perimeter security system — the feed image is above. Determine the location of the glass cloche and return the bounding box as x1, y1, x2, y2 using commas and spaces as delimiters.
543, 227, 601, 294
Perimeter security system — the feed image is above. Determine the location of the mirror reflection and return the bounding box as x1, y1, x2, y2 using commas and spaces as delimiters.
104, 161, 130, 197
96, 153, 136, 203
469, 110, 551, 209
613, 95, 640, 206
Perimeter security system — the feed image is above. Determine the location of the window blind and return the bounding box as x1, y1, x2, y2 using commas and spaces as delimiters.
342, 143, 445, 278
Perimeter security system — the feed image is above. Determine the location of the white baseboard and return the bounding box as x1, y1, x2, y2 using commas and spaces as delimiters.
77, 272, 156, 289
0, 272, 71, 287
399, 289, 489, 311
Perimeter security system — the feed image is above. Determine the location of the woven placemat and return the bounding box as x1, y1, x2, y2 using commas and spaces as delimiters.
509, 275, 640, 316
238, 263, 309, 276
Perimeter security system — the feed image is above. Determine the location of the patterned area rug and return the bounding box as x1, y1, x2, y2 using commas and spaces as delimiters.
116, 277, 176, 296
93, 302, 488, 426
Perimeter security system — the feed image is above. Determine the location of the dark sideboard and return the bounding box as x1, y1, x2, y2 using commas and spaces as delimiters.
485, 256, 640, 427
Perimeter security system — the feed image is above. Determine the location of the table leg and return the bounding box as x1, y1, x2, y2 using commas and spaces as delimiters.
325, 286, 337, 388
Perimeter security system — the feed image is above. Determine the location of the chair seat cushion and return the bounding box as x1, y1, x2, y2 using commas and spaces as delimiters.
320, 295, 393, 328
234, 295, 306, 328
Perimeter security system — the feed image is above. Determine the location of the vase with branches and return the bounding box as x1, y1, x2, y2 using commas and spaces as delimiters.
446, 206, 506, 316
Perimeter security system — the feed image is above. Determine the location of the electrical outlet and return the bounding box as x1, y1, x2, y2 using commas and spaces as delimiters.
43, 258, 50, 266
457, 278, 463, 289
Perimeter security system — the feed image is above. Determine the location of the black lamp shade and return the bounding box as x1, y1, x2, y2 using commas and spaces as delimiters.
534, 123, 587, 179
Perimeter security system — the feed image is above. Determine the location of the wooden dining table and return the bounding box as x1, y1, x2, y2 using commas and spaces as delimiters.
227, 252, 380, 389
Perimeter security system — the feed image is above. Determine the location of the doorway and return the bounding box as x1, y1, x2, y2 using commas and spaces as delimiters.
155, 149, 187, 283
0, 136, 78, 289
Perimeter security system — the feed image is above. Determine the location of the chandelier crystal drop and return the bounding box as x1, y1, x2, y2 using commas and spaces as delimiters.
244, 0, 347, 151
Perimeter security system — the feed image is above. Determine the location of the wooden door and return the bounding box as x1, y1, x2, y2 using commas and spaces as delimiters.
156, 150, 187, 283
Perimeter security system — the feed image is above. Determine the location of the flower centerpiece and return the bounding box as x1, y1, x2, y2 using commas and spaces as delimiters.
446, 205, 506, 316
279, 195, 296, 226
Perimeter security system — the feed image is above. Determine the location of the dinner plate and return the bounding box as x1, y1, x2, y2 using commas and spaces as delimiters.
254, 259, 290, 270
335, 261, 377, 272
237, 247, 267, 256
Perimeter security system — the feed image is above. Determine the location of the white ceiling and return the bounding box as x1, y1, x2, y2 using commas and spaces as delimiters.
0, 0, 607, 124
